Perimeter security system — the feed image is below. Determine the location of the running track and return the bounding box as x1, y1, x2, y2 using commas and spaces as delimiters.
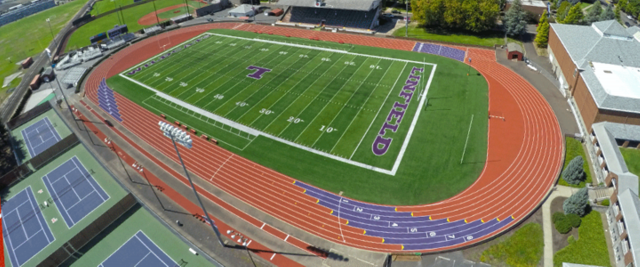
82, 23, 563, 253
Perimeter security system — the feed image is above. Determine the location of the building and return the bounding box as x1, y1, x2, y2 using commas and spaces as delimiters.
548, 20, 640, 132
588, 121, 640, 266
228, 4, 255, 17
278, 0, 382, 30
0, 0, 56, 27
507, 42, 524, 61
505, 0, 547, 16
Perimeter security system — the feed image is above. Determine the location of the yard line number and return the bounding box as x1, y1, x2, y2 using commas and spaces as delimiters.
214, 94, 224, 99
236, 101, 248, 107
259, 108, 274, 115
319, 125, 337, 133
287, 116, 304, 123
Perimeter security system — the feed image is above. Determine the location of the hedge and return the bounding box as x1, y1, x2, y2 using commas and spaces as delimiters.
567, 213, 582, 228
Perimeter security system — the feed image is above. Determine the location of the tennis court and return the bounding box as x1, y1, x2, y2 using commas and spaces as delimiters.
99, 230, 178, 267
20, 117, 61, 158
2, 186, 56, 267
41, 156, 110, 228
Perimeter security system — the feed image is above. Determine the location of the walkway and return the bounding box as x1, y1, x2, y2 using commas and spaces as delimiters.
542, 185, 575, 267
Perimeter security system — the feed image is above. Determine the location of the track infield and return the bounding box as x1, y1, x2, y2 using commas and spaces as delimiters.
106, 29, 489, 205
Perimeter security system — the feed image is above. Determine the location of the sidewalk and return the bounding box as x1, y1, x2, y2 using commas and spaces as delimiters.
542, 185, 576, 267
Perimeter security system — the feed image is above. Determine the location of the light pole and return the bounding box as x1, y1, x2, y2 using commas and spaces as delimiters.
46, 18, 55, 45
158, 121, 225, 246
405, 0, 409, 37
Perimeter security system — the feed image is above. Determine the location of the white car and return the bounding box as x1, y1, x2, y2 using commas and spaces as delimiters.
628, 15, 634, 20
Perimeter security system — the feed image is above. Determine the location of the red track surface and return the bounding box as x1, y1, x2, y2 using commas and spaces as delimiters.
82, 23, 563, 254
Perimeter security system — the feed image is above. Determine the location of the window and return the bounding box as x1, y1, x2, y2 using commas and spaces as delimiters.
573, 68, 578, 77
623, 239, 630, 254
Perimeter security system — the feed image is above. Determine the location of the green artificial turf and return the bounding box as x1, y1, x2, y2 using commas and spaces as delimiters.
620, 147, 640, 194
89, 0, 133, 16
553, 211, 610, 267
559, 137, 592, 188
107, 29, 488, 205
480, 223, 544, 267
394, 25, 521, 47
66, 0, 202, 51
0, 0, 89, 99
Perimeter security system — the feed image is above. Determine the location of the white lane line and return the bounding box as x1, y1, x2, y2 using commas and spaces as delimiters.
284, 235, 289, 241
260, 222, 266, 229
270, 253, 276, 260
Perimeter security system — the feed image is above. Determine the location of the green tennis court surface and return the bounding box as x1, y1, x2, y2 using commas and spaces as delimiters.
108, 29, 489, 205
2, 144, 128, 267
10, 109, 73, 163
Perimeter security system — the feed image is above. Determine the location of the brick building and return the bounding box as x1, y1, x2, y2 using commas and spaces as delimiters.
548, 20, 640, 132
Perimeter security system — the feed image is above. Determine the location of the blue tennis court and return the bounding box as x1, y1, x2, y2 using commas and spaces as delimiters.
42, 156, 109, 228
20, 117, 62, 157
99, 231, 179, 267
2, 186, 56, 267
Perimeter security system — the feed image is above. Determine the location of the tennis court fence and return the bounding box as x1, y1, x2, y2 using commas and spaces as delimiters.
39, 193, 137, 266
6, 101, 53, 130
29, 133, 80, 170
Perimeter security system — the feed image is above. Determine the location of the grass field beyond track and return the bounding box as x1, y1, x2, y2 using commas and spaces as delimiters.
107, 29, 489, 205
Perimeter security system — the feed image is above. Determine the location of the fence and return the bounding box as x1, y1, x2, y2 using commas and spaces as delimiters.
38, 194, 138, 266
6, 101, 52, 130
29, 134, 80, 170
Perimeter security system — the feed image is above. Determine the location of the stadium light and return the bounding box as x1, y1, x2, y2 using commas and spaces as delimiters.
158, 121, 225, 246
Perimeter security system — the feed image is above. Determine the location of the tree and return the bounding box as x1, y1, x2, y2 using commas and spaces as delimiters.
601, 4, 616, 21
535, 20, 550, 47
563, 187, 590, 217
537, 10, 548, 31
504, 0, 527, 36
567, 0, 580, 5
557, 1, 572, 22
585, 0, 603, 24
615, 2, 623, 21
564, 4, 585, 24
562, 156, 585, 185
463, 0, 500, 32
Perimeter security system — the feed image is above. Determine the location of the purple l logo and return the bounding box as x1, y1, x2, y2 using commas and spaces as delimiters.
246, 66, 272, 80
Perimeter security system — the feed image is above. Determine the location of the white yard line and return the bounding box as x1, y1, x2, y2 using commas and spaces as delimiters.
292, 57, 370, 143
330, 60, 393, 154
310, 58, 382, 148
350, 62, 408, 160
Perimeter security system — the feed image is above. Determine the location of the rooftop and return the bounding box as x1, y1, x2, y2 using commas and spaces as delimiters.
508, 0, 546, 8
551, 20, 640, 114
591, 62, 640, 100
617, 189, 640, 267
592, 121, 639, 195
277, 0, 381, 11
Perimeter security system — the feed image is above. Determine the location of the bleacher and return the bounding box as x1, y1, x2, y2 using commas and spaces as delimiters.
287, 6, 377, 29
413, 42, 466, 62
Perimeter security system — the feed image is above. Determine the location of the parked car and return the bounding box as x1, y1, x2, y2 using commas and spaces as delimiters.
625, 21, 631, 27
392, 10, 401, 14
383, 13, 394, 18
628, 15, 634, 19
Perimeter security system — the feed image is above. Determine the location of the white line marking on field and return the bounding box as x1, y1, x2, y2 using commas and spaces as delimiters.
284, 235, 289, 241
270, 253, 276, 260
211, 155, 233, 181
260, 223, 266, 229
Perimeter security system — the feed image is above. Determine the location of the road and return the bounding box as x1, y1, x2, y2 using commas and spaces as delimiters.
0, 0, 96, 121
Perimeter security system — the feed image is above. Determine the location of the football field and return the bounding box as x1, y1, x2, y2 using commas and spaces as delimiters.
121, 33, 436, 173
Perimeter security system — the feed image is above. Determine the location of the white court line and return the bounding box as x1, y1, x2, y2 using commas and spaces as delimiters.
43, 174, 74, 228
260, 223, 266, 229
135, 230, 178, 267
284, 235, 289, 241
270, 253, 276, 260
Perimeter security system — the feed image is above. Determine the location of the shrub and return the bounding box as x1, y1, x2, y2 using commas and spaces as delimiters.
568, 235, 575, 244
555, 216, 572, 234
564, 188, 590, 217
552, 212, 566, 224
601, 199, 610, 206
562, 156, 585, 185
567, 213, 582, 228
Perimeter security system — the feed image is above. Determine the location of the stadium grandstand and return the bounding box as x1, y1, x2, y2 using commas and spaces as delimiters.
278, 0, 381, 30
0, 0, 55, 27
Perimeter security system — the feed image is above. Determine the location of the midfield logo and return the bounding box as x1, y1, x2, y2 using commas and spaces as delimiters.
246, 65, 272, 80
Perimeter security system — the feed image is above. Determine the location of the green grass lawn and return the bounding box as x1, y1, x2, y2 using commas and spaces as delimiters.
559, 137, 592, 188
89, 0, 133, 16
553, 211, 610, 267
0, 0, 89, 102
106, 29, 488, 205
66, 0, 202, 51
620, 147, 640, 194
480, 223, 544, 267
580, 2, 593, 9
393, 25, 520, 47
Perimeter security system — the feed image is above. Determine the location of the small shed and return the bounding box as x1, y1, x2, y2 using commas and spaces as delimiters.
228, 4, 255, 18
506, 43, 524, 61
21, 57, 33, 69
